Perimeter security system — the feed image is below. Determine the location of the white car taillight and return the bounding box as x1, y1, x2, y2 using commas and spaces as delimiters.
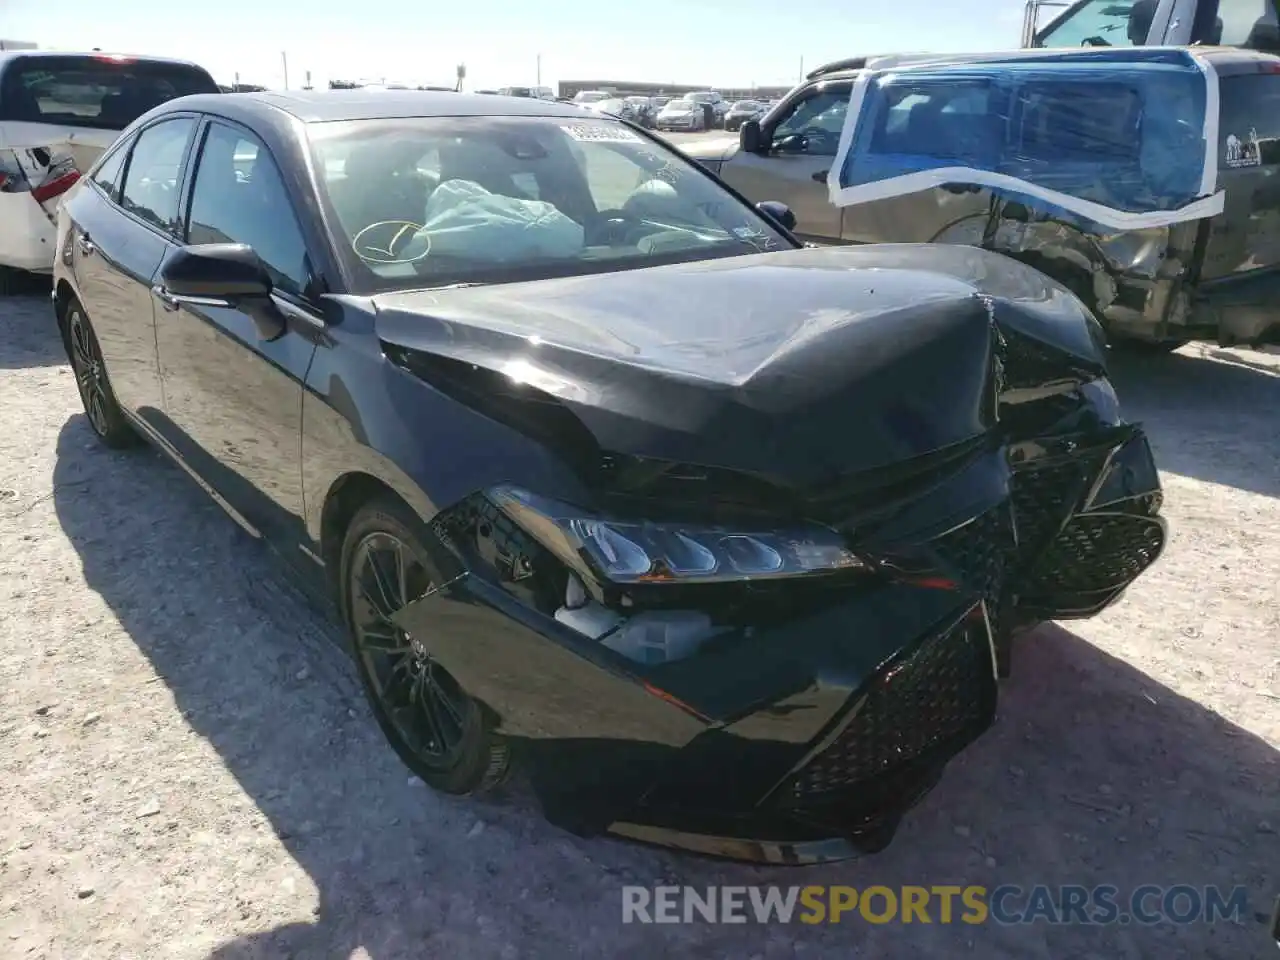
0, 147, 82, 220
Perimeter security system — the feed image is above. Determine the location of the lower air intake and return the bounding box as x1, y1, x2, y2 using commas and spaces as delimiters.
783, 619, 995, 805
1022, 512, 1166, 595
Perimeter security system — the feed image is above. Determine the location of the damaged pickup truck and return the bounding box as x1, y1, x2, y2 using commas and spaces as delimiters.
57, 92, 1167, 863
689, 46, 1280, 349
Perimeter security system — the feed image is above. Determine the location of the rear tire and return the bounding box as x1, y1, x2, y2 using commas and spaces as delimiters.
339, 497, 509, 796
65, 299, 139, 449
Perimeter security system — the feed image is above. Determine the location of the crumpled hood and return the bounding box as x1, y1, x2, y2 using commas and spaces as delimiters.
373, 244, 1106, 489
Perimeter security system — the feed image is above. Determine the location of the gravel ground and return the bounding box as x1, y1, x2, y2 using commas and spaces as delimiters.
0, 288, 1277, 959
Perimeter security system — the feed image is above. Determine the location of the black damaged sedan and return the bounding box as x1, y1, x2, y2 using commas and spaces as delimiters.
52, 90, 1166, 863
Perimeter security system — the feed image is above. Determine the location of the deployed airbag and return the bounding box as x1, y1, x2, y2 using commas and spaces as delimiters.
828, 48, 1224, 231
410, 178, 585, 262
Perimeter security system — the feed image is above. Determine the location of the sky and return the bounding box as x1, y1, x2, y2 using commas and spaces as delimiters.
2, 0, 1030, 91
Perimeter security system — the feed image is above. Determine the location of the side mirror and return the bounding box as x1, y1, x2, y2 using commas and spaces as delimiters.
157, 243, 285, 341
756, 200, 797, 232
740, 119, 763, 154
160, 243, 272, 301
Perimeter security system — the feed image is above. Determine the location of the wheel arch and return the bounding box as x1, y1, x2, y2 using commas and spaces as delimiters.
53, 278, 78, 358
318, 470, 417, 593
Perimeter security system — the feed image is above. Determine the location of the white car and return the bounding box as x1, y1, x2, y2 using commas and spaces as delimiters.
0, 51, 219, 292
497, 86, 557, 100
655, 98, 707, 132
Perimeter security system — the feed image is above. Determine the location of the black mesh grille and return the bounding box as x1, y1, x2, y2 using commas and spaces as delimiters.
1010, 459, 1093, 554
783, 621, 994, 804
1023, 513, 1166, 595
930, 507, 1012, 599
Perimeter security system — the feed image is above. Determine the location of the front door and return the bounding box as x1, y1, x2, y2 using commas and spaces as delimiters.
154, 118, 321, 544
718, 81, 851, 242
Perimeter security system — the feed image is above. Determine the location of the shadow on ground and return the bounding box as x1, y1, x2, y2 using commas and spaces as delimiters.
51, 415, 1279, 959
0, 288, 65, 369
1109, 346, 1280, 500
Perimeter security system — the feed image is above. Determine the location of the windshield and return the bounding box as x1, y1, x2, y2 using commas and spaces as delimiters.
574, 91, 607, 102
309, 115, 792, 294
664, 100, 694, 110
0, 55, 218, 129
1034, 0, 1141, 47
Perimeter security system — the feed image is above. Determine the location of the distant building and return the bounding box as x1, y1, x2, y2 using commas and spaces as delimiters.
558, 79, 794, 101
0, 39, 39, 51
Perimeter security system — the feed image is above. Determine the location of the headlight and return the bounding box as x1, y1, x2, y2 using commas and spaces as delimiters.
490, 484, 864, 585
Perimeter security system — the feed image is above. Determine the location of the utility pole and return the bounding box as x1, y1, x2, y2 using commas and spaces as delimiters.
536, 53, 541, 86
798, 55, 804, 81
281, 51, 289, 90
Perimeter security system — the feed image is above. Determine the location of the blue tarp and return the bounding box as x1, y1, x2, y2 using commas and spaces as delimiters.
829, 48, 1224, 231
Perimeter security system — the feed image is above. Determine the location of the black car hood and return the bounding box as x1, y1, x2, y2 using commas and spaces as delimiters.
372, 244, 1106, 490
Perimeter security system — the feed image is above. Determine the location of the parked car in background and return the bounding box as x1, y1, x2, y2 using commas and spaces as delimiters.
572, 90, 611, 105
0, 50, 218, 293
625, 96, 658, 127
52, 88, 1165, 863
655, 97, 706, 132
498, 86, 557, 101
686, 47, 1280, 349
685, 90, 729, 128
723, 99, 766, 132
583, 97, 639, 122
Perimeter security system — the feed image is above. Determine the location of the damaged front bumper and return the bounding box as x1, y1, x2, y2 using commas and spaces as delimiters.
392, 423, 1166, 864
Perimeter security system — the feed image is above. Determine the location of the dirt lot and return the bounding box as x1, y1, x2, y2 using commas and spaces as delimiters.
0, 288, 1277, 959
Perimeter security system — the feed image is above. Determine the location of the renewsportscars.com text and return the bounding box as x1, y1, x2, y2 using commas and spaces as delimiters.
621, 884, 1251, 926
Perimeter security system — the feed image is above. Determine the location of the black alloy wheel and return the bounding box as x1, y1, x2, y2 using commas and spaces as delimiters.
66, 301, 138, 448
341, 498, 509, 795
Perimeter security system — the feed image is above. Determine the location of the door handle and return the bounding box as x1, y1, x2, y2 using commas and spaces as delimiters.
77, 233, 95, 257
151, 285, 181, 311
812, 169, 830, 183
151, 284, 233, 312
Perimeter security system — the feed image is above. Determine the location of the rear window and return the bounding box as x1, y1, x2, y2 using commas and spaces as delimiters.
0, 55, 218, 130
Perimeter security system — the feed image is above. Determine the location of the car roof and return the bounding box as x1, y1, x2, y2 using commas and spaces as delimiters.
180, 89, 595, 124
0, 50, 208, 70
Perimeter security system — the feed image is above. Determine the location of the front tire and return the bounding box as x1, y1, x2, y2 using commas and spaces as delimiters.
65, 300, 139, 449
339, 497, 509, 796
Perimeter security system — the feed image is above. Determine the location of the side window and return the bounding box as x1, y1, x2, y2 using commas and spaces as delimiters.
1035, 0, 1142, 47
118, 117, 196, 232
770, 87, 851, 157
1215, 0, 1279, 48
869, 82, 995, 161
90, 142, 128, 201
187, 122, 310, 297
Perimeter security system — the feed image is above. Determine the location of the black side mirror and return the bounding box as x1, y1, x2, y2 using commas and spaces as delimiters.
740, 119, 763, 154
756, 200, 797, 232
160, 243, 272, 301
157, 244, 285, 341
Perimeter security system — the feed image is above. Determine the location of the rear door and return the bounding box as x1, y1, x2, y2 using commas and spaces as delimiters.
62, 114, 199, 421
716, 80, 851, 242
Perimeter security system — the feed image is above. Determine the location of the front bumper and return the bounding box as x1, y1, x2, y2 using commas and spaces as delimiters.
395, 419, 1166, 863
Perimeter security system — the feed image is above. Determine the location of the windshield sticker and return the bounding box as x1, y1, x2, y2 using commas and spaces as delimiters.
560, 123, 642, 143
1224, 129, 1262, 169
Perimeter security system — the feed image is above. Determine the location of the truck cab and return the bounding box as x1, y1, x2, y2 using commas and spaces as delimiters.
1025, 0, 1280, 50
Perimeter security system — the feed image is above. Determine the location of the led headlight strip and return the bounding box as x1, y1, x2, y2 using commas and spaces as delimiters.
490, 484, 864, 585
